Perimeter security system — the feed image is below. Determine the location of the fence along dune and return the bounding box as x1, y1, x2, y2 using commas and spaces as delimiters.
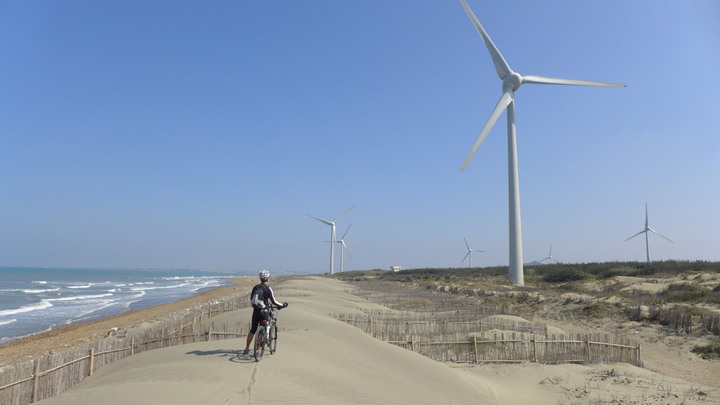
2, 275, 646, 404
0, 292, 250, 404
13, 276, 501, 405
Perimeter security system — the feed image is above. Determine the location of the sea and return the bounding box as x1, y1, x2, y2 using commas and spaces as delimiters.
0, 266, 248, 345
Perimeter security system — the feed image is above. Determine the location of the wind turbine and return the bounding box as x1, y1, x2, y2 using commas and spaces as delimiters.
306, 205, 354, 275
461, 237, 484, 268
458, 0, 625, 285
625, 203, 673, 263
337, 225, 352, 273
540, 245, 558, 264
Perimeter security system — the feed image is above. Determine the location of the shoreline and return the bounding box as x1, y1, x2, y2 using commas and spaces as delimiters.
0, 276, 257, 366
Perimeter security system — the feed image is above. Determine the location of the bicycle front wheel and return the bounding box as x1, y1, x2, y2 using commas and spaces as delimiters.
254, 327, 266, 362
269, 323, 278, 354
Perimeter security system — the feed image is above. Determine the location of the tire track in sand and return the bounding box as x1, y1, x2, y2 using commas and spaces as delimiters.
221, 362, 258, 405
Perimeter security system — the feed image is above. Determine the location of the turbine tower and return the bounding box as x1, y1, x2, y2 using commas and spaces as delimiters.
461, 237, 484, 268
625, 203, 673, 263
458, 0, 625, 285
306, 205, 354, 275
540, 245, 558, 264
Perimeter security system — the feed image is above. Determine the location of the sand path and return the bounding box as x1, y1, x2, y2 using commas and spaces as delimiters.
35, 277, 499, 405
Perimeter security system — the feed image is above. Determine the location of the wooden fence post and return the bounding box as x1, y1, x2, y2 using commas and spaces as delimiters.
89, 348, 95, 376
585, 336, 591, 363
532, 338, 537, 363
31, 359, 40, 403
131, 337, 135, 356
473, 335, 478, 364
208, 326, 213, 341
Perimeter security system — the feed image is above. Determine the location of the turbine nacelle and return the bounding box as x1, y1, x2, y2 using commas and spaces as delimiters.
503, 72, 522, 93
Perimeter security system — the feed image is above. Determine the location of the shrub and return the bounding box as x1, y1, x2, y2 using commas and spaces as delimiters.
658, 284, 709, 303
542, 268, 588, 283
691, 343, 720, 360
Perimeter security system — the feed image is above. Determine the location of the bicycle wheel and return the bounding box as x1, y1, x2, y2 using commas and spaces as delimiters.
269, 323, 278, 354
254, 327, 266, 362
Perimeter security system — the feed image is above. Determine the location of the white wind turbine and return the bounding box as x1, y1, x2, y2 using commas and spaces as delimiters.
337, 225, 352, 273
461, 237, 484, 268
306, 205, 354, 275
458, 0, 625, 285
540, 245, 558, 264
325, 225, 352, 272
625, 203, 673, 263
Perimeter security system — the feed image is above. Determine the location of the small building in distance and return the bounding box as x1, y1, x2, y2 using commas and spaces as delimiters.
390, 266, 402, 272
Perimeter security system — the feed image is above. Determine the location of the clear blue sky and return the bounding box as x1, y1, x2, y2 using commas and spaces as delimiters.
1, 1, 719, 273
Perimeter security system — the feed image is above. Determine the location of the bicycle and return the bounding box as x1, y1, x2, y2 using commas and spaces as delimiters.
254, 305, 281, 362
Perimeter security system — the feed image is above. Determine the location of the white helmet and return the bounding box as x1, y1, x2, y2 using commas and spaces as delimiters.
259, 270, 270, 281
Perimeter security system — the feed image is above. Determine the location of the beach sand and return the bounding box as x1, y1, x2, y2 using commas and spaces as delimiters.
5, 276, 719, 404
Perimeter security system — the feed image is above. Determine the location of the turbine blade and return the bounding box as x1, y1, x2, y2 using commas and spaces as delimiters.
522, 75, 625, 88
460, 0, 512, 80
625, 230, 646, 241
305, 214, 332, 226
462, 252, 471, 263
461, 91, 513, 171
648, 227, 673, 243
334, 205, 355, 222
464, 237, 470, 250
341, 224, 352, 240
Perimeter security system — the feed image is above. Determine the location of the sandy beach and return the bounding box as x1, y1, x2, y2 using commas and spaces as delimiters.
0, 275, 708, 404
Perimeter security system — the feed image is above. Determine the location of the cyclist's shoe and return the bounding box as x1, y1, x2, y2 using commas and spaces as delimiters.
242, 349, 249, 355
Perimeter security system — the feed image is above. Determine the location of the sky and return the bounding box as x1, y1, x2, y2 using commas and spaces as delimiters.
1, 1, 719, 274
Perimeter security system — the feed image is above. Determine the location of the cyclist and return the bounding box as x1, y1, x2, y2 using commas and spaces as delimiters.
243, 270, 288, 355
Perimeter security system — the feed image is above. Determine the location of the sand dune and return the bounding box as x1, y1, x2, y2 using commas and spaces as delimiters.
35, 276, 718, 405
35, 277, 498, 404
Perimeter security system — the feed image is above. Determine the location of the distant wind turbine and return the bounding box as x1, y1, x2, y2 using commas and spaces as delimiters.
458, 0, 625, 285
326, 225, 352, 272
539, 245, 558, 264
306, 206, 354, 275
461, 237, 484, 268
337, 225, 352, 273
625, 203, 672, 263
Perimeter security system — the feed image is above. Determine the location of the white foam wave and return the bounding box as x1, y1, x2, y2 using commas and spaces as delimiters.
0, 319, 18, 326
0, 301, 53, 316
45, 293, 113, 302
32, 281, 48, 284
22, 288, 60, 294
130, 283, 191, 291
76, 298, 119, 318
67, 284, 92, 289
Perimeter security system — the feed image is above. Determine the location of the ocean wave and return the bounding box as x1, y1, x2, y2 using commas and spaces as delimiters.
21, 288, 60, 294
75, 298, 120, 318
130, 283, 191, 291
0, 319, 17, 326
67, 284, 92, 289
0, 301, 53, 316
45, 293, 114, 302
32, 281, 48, 284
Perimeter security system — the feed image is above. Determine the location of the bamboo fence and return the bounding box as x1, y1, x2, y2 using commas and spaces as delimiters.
337, 312, 641, 366
0, 294, 252, 405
